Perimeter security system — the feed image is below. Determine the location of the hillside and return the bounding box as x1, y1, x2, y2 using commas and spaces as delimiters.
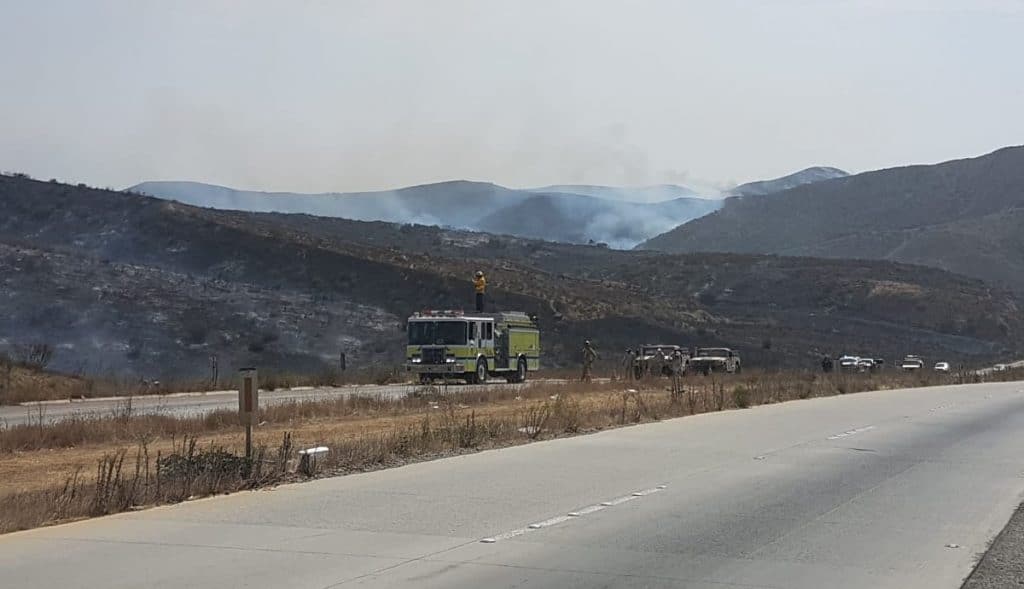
2, 175, 1020, 380
0, 360, 87, 404
476, 192, 721, 248
726, 167, 848, 197
639, 146, 1024, 291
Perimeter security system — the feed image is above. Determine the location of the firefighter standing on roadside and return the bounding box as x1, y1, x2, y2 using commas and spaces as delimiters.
473, 271, 486, 312
582, 340, 599, 382
621, 348, 636, 380
672, 348, 685, 376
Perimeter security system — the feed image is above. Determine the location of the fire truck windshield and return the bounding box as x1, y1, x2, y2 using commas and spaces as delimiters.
408, 321, 468, 346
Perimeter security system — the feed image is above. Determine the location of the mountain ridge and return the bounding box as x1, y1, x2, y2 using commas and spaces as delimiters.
131, 179, 724, 248
638, 146, 1024, 291
726, 166, 849, 197
131, 165, 848, 249
527, 184, 701, 203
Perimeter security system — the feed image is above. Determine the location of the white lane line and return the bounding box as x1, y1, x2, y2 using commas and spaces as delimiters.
527, 515, 573, 529
827, 425, 876, 440
480, 528, 528, 543
567, 504, 607, 517
480, 485, 667, 543
601, 495, 637, 507
632, 485, 666, 496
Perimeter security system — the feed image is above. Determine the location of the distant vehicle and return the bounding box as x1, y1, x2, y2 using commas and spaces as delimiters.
405, 310, 539, 384
633, 345, 688, 379
901, 355, 925, 371
837, 355, 861, 371
856, 358, 876, 372
993, 363, 1008, 372
934, 362, 950, 372
689, 347, 741, 375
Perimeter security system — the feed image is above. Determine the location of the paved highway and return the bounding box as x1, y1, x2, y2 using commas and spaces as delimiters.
0, 380, 546, 427
4, 381, 1024, 588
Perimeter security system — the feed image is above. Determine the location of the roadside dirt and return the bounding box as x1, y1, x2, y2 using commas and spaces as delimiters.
0, 392, 616, 496
0, 365, 89, 404
962, 502, 1024, 588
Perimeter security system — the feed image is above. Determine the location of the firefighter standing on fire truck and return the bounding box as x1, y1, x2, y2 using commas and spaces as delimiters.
474, 271, 487, 312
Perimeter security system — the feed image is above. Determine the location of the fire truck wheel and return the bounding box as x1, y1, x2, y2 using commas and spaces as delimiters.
475, 359, 488, 384
516, 358, 527, 383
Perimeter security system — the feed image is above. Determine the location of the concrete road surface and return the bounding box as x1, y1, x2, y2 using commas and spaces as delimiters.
0, 379, 546, 427
4, 381, 1024, 588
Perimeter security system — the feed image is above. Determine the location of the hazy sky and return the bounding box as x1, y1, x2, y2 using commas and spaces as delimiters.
1, 0, 1022, 193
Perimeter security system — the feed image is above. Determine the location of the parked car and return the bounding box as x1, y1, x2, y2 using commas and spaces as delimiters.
901, 355, 925, 371
856, 358, 876, 372
837, 355, 861, 372
934, 362, 950, 373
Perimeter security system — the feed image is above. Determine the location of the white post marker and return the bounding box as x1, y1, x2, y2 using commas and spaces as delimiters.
238, 368, 258, 459
298, 446, 329, 475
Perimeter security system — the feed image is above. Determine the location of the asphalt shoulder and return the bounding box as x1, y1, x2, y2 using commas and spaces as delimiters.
963, 501, 1024, 588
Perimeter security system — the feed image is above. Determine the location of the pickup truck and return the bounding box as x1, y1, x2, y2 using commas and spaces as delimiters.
689, 348, 741, 375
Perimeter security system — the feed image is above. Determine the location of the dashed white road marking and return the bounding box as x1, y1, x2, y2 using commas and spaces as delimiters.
527, 515, 572, 529
567, 504, 607, 517
601, 495, 636, 507
827, 425, 876, 440
481, 485, 667, 543
633, 485, 666, 496
480, 528, 529, 543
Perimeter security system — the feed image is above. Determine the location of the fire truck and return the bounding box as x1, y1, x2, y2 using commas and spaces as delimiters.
405, 310, 540, 384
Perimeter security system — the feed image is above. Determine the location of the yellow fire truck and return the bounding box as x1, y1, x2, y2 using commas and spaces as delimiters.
405, 310, 540, 384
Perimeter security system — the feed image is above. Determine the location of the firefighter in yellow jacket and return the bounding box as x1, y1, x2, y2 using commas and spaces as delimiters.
474, 271, 486, 312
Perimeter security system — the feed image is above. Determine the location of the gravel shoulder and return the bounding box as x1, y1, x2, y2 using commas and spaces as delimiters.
963, 501, 1024, 588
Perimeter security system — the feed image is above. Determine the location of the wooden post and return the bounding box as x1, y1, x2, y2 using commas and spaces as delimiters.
238, 368, 258, 460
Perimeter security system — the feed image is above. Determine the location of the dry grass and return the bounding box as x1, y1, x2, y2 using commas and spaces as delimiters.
0, 379, 621, 453
0, 366, 401, 405
0, 369, 1018, 534
0, 435, 290, 534
0, 363, 590, 405
0, 364, 92, 404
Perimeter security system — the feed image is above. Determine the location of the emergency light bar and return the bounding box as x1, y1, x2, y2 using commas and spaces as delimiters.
414, 309, 466, 318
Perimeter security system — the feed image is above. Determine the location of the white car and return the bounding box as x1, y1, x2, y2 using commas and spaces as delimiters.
933, 362, 950, 373
837, 355, 860, 370
994, 364, 1008, 372
901, 355, 925, 371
